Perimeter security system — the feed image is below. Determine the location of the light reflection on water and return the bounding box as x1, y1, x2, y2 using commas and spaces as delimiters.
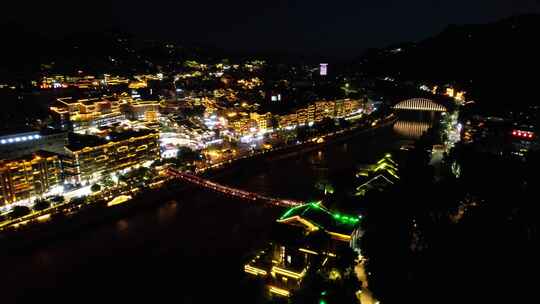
393, 110, 439, 140
116, 219, 129, 233
157, 200, 179, 224
393, 120, 432, 139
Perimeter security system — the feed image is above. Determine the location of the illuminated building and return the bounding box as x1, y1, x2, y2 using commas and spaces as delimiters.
296, 108, 308, 126
244, 202, 362, 297
227, 112, 272, 136
278, 113, 298, 129
249, 112, 271, 131
445, 87, 467, 102
68, 75, 100, 89
144, 111, 159, 122
50, 97, 125, 132
510, 128, 539, 158
277, 202, 360, 243
335, 99, 362, 118
314, 101, 335, 122
0, 128, 68, 159
69, 75, 129, 89
276, 99, 364, 129
228, 113, 252, 136
356, 154, 399, 197
0, 151, 62, 205
455, 91, 466, 102
271, 94, 281, 102
320, 63, 328, 76
335, 100, 345, 118
39, 75, 67, 89
306, 103, 316, 123
51, 97, 163, 132
103, 75, 130, 86
343, 99, 362, 115
40, 75, 127, 90
62, 130, 160, 184
128, 80, 148, 89
122, 100, 161, 122
237, 77, 262, 90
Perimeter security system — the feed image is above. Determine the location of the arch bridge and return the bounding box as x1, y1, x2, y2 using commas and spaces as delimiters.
394, 98, 447, 112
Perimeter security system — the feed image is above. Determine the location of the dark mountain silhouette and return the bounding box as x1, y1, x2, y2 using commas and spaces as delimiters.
357, 14, 540, 113
0, 24, 225, 81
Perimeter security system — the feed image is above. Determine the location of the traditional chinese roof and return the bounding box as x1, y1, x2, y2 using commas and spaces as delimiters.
277, 202, 361, 239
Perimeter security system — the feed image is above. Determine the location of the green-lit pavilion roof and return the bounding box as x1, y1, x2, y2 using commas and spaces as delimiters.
278, 202, 361, 235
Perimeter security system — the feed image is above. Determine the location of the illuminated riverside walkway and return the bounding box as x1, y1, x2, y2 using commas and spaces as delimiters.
167, 168, 302, 207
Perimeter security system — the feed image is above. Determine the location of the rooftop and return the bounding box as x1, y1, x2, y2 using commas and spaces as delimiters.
66, 129, 157, 151
278, 202, 361, 236
0, 126, 37, 137
356, 174, 396, 193
0, 150, 59, 164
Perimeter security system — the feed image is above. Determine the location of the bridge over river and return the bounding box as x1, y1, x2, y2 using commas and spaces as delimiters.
167, 168, 302, 208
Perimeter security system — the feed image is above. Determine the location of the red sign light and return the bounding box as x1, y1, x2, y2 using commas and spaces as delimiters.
512, 130, 535, 140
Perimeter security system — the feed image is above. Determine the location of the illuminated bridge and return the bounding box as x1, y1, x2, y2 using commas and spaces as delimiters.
167, 168, 302, 207
394, 98, 447, 112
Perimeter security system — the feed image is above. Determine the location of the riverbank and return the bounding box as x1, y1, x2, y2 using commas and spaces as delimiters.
204, 114, 397, 179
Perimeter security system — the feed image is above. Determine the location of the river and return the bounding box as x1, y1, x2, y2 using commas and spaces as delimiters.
0, 115, 431, 302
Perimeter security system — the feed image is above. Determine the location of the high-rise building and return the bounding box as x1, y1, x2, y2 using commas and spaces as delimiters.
62, 130, 160, 184
0, 151, 62, 206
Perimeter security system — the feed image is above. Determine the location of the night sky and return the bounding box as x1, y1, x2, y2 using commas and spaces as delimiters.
5, 0, 540, 57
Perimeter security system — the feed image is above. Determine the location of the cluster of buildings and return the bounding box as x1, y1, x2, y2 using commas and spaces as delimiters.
244, 202, 362, 298
50, 95, 160, 133
37, 74, 163, 90
0, 128, 160, 206
276, 99, 364, 129
2, 65, 368, 207
461, 110, 539, 159
419, 84, 466, 103
225, 112, 272, 137
216, 98, 365, 139
1, 95, 164, 206
38, 74, 129, 89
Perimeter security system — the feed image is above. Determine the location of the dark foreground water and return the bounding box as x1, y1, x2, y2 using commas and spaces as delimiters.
0, 121, 422, 302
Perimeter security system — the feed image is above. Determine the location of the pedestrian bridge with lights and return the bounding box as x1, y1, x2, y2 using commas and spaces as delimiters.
394, 98, 447, 112
167, 168, 302, 207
